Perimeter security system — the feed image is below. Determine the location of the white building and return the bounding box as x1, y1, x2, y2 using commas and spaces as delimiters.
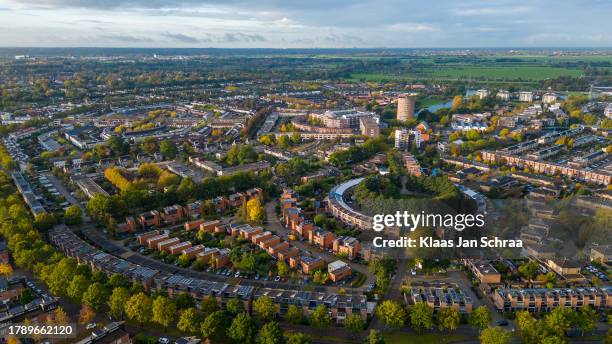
542, 92, 557, 104
395, 128, 421, 150
605, 103, 612, 119
496, 90, 511, 101
519, 91, 533, 102
476, 89, 490, 99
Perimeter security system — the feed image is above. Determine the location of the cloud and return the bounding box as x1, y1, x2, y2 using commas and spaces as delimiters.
99, 34, 155, 43
222, 33, 266, 43
452, 5, 531, 16
162, 32, 200, 43
386, 23, 440, 33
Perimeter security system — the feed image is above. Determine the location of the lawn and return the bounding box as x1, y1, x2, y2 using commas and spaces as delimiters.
385, 331, 476, 344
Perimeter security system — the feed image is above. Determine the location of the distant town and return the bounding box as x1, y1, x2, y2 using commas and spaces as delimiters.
0, 47, 610, 344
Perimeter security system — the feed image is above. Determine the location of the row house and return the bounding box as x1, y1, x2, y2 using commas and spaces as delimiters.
309, 228, 335, 250
231, 224, 264, 240
137, 230, 161, 245
332, 236, 361, 260
158, 238, 181, 252
169, 241, 192, 255
408, 285, 473, 314
138, 210, 161, 229
181, 244, 206, 258
161, 205, 185, 225
199, 220, 224, 234
297, 256, 325, 274
49, 225, 377, 326
253, 288, 370, 324
146, 233, 170, 249
493, 287, 612, 313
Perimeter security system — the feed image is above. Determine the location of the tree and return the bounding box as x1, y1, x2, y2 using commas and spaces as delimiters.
125, 292, 152, 323
226, 298, 245, 315
152, 296, 176, 328
365, 329, 385, 344
287, 333, 311, 344
345, 313, 365, 334
576, 306, 597, 335
34, 212, 57, 230
108, 287, 130, 319
0, 263, 13, 276
67, 274, 89, 302
480, 327, 511, 344
82, 282, 109, 311
54, 307, 70, 325
246, 197, 265, 224
79, 305, 96, 325
544, 307, 573, 334
409, 301, 433, 333
254, 295, 275, 321
259, 322, 285, 344
175, 292, 196, 310
437, 307, 460, 332
451, 95, 463, 111
200, 295, 220, 317
108, 273, 131, 289
309, 304, 332, 331
376, 300, 406, 329
160, 140, 178, 159
285, 304, 304, 325
200, 310, 228, 341
469, 306, 490, 331
64, 205, 83, 225
277, 260, 289, 277
178, 308, 201, 334
227, 312, 256, 344
518, 261, 538, 280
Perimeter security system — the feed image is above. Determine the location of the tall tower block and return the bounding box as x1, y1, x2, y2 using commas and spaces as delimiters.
397, 93, 417, 122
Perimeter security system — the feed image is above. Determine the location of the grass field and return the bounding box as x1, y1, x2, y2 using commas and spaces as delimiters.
348, 65, 582, 82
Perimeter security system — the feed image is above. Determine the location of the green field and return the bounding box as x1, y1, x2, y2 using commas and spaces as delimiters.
349, 65, 582, 82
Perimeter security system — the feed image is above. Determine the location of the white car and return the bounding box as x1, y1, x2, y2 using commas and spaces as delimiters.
85, 323, 97, 330
158, 338, 170, 344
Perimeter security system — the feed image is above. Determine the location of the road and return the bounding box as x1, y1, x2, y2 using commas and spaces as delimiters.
43, 173, 80, 206
264, 201, 376, 290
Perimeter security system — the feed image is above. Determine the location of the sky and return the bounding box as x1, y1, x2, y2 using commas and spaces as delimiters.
0, 0, 611, 48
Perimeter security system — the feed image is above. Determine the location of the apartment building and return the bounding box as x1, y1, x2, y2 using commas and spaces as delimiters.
463, 259, 502, 284
328, 260, 352, 282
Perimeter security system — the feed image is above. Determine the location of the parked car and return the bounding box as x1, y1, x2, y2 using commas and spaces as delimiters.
85, 323, 97, 330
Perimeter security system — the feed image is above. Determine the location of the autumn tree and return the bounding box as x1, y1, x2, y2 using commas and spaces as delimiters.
108, 287, 130, 319
125, 292, 152, 323
479, 327, 511, 344
254, 295, 275, 321
376, 300, 406, 329
437, 307, 460, 332
227, 312, 256, 344
177, 307, 201, 334
79, 305, 96, 325
469, 306, 490, 331
309, 304, 332, 331
409, 301, 433, 333
152, 296, 176, 327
